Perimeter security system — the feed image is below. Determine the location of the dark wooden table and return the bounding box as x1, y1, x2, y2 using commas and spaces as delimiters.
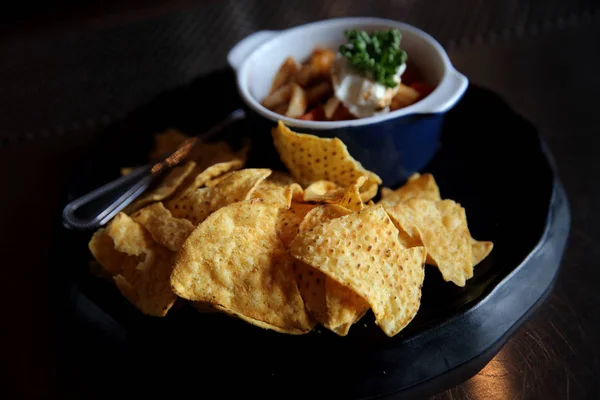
1, 1, 598, 398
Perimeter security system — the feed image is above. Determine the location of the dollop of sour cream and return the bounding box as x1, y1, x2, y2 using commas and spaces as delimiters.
331, 54, 406, 118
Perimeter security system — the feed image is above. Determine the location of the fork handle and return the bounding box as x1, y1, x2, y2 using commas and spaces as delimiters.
62, 165, 154, 231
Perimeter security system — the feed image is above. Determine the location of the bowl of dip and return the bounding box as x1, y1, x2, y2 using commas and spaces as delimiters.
228, 17, 468, 187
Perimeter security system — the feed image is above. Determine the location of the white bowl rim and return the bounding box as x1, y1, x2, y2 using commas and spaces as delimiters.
233, 17, 467, 130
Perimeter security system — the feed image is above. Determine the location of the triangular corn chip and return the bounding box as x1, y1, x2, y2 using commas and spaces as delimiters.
289, 205, 427, 337
125, 161, 196, 213
359, 181, 379, 202
184, 160, 245, 194
386, 199, 473, 287
378, 173, 441, 208
168, 169, 271, 224
336, 176, 366, 212
302, 176, 366, 212
251, 180, 303, 208
89, 228, 138, 277
276, 202, 317, 246
204, 171, 235, 188
165, 141, 247, 202
132, 202, 194, 251
295, 204, 369, 336
303, 180, 340, 202
96, 213, 177, 316
171, 200, 314, 334
272, 121, 381, 195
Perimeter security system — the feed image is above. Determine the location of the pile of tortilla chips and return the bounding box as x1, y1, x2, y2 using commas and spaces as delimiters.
88, 121, 493, 337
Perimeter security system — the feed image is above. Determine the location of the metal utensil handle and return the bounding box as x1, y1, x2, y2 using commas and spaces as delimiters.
62, 165, 154, 231
61, 108, 247, 231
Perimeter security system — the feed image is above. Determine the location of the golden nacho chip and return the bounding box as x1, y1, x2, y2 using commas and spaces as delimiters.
302, 176, 366, 212
272, 121, 381, 194
472, 239, 494, 266
204, 171, 235, 188
295, 204, 369, 336
184, 160, 245, 194
297, 204, 351, 233
164, 142, 246, 202
251, 181, 303, 208
170, 200, 314, 333
359, 181, 379, 202
105, 213, 155, 259
386, 199, 473, 287
132, 202, 195, 252
325, 278, 370, 335
303, 180, 340, 202
100, 213, 177, 316
289, 206, 427, 337
169, 168, 271, 225
112, 246, 175, 318
149, 129, 189, 161
88, 228, 138, 277
378, 173, 441, 208
277, 202, 317, 246
125, 161, 196, 213
336, 176, 366, 212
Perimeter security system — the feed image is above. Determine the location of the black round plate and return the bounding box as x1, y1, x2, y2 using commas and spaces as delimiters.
51, 69, 570, 400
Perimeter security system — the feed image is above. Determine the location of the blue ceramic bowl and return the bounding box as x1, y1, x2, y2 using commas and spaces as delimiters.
228, 17, 468, 187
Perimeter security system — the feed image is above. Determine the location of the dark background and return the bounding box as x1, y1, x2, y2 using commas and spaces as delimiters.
1, 1, 599, 398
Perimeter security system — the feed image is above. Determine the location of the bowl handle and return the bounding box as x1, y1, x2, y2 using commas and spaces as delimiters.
227, 31, 278, 71
416, 68, 469, 114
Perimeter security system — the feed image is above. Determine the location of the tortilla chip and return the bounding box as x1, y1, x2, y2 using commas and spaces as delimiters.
125, 161, 196, 214
295, 204, 369, 335
170, 200, 314, 333
169, 168, 271, 225
132, 202, 195, 251
336, 176, 366, 212
472, 239, 493, 266
88, 228, 138, 276
386, 199, 473, 287
289, 206, 427, 337
359, 182, 379, 202
251, 180, 303, 208
325, 278, 370, 335
204, 171, 235, 188
105, 213, 155, 260
102, 213, 177, 316
272, 121, 381, 196
277, 202, 317, 247
186, 160, 245, 193
303, 180, 340, 202
302, 176, 365, 212
111, 246, 176, 317
297, 204, 351, 233
378, 173, 441, 208
164, 142, 247, 203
